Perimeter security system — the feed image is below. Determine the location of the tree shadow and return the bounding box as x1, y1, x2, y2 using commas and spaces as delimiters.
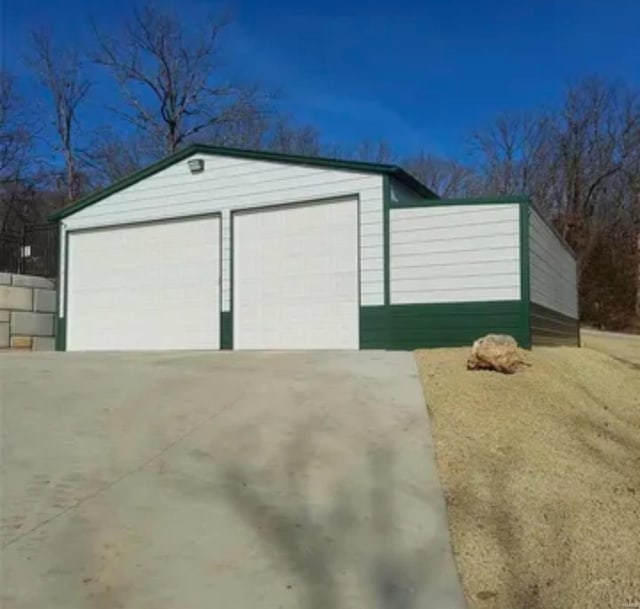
569, 410, 640, 488
549, 372, 640, 484
217, 419, 458, 609
443, 393, 640, 609
444, 447, 572, 609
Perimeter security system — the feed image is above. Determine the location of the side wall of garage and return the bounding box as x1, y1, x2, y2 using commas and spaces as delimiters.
58, 153, 385, 350
528, 207, 580, 345
380, 193, 531, 349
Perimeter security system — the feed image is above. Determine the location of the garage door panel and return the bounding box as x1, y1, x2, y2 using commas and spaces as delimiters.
67, 217, 220, 351
234, 199, 359, 349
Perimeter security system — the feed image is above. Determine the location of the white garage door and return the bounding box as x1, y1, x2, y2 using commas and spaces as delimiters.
233, 198, 359, 349
66, 216, 220, 351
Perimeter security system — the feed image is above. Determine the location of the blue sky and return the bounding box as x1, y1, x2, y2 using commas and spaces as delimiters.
2, 0, 639, 161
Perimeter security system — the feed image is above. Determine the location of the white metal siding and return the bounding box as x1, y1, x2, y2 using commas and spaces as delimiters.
66, 217, 220, 350
233, 199, 359, 349
390, 204, 521, 304
529, 208, 578, 318
59, 154, 384, 319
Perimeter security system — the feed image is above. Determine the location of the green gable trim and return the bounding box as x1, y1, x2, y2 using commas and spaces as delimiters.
50, 147, 198, 222
391, 194, 530, 209
519, 200, 532, 349
531, 303, 580, 346
220, 312, 232, 349
50, 144, 436, 222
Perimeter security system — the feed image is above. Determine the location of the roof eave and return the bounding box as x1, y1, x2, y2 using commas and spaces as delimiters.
49, 145, 200, 222
49, 143, 437, 221
392, 169, 439, 199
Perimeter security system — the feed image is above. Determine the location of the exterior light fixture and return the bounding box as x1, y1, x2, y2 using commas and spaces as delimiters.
188, 158, 205, 174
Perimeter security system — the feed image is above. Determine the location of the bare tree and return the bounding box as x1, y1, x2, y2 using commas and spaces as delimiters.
0, 71, 39, 235
469, 110, 552, 200
92, 3, 271, 155
618, 92, 640, 324
403, 152, 479, 197
468, 78, 640, 330
353, 139, 395, 164
468, 80, 639, 239
553, 79, 632, 225
27, 29, 90, 203
266, 118, 322, 156
549, 78, 639, 330
206, 105, 271, 151
0, 72, 32, 183
82, 128, 153, 184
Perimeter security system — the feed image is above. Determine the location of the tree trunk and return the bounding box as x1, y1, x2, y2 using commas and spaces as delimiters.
65, 148, 77, 202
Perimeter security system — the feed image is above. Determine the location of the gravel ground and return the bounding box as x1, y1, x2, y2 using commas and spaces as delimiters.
416, 346, 640, 609
581, 328, 640, 366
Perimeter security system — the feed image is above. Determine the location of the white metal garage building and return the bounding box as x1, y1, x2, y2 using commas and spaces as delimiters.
52, 145, 579, 351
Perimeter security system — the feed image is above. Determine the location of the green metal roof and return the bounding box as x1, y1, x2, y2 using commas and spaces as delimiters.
50, 143, 438, 221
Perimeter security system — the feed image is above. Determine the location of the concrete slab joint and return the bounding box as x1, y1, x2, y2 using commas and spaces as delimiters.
33, 289, 57, 313
0, 310, 10, 322
11, 311, 54, 337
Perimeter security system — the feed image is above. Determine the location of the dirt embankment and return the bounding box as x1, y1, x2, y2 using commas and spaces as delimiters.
417, 346, 640, 609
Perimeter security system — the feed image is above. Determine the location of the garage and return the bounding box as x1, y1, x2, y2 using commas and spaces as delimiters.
233, 198, 359, 349
66, 216, 220, 351
51, 144, 578, 351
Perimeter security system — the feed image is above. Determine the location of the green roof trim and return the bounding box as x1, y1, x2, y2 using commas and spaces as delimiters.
49, 143, 438, 222
390, 194, 531, 208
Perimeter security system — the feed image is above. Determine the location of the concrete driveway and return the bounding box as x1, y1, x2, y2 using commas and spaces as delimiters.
1, 351, 465, 609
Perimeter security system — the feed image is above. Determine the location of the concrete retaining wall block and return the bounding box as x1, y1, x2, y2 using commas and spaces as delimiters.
12, 274, 55, 290
10, 336, 32, 349
0, 286, 33, 311
32, 337, 56, 351
34, 289, 57, 313
11, 311, 54, 336
1, 273, 57, 351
